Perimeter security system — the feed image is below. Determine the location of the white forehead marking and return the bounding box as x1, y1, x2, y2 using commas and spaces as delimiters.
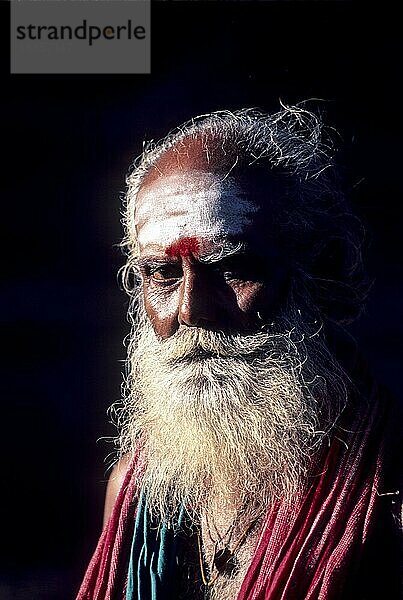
135, 172, 258, 248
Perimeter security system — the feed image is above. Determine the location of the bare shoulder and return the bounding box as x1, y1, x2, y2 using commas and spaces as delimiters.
103, 454, 131, 526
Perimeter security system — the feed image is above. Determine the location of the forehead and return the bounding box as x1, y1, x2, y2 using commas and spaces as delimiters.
135, 170, 261, 252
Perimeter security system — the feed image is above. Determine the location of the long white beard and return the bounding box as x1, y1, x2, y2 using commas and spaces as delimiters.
115, 304, 348, 525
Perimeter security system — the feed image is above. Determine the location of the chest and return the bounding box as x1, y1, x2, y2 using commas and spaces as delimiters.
178, 522, 259, 600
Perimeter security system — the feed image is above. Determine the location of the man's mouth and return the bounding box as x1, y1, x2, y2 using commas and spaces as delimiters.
171, 347, 219, 362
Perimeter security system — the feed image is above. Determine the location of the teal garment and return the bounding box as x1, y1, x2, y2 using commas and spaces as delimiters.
126, 493, 187, 599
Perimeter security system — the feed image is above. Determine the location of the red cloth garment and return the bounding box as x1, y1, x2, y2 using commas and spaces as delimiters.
77, 383, 400, 599
76, 446, 145, 600
238, 385, 399, 600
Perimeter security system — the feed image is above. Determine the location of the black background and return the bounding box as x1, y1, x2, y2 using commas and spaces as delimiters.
1, 2, 402, 598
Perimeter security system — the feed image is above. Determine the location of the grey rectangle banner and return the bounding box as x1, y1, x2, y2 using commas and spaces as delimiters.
10, 0, 150, 74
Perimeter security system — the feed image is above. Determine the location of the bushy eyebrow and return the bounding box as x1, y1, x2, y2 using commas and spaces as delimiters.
136, 241, 248, 270
198, 240, 246, 264
136, 256, 180, 270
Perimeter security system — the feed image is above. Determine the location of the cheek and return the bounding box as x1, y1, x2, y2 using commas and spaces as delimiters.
234, 282, 267, 313
234, 281, 285, 316
142, 283, 180, 337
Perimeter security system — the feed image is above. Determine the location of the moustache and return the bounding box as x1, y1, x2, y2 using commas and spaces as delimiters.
155, 327, 296, 362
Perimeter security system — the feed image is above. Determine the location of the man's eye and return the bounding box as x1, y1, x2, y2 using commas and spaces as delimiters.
222, 270, 256, 283
151, 265, 182, 283
218, 256, 267, 283
222, 270, 242, 282
220, 264, 255, 282
221, 265, 266, 283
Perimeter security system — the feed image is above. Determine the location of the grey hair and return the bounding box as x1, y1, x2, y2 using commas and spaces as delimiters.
121, 102, 367, 324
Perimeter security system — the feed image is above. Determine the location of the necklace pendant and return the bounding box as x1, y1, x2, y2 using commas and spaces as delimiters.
213, 546, 232, 572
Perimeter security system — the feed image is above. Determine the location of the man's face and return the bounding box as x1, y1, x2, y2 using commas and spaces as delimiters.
135, 168, 288, 339
125, 165, 346, 520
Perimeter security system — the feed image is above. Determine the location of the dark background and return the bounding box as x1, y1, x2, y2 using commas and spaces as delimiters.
1, 2, 402, 598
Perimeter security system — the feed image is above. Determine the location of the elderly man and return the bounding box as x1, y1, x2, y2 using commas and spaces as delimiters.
78, 105, 401, 599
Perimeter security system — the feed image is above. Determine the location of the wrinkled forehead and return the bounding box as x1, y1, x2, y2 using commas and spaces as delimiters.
135, 169, 262, 251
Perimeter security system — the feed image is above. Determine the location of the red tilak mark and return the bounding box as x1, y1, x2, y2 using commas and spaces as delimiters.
165, 237, 201, 258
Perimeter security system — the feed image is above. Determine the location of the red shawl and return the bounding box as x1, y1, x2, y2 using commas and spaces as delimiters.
77, 383, 400, 599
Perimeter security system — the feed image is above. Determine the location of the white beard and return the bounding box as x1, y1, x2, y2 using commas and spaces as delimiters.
115, 304, 348, 525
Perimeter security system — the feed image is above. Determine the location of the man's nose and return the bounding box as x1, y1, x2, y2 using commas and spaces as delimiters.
178, 267, 216, 328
